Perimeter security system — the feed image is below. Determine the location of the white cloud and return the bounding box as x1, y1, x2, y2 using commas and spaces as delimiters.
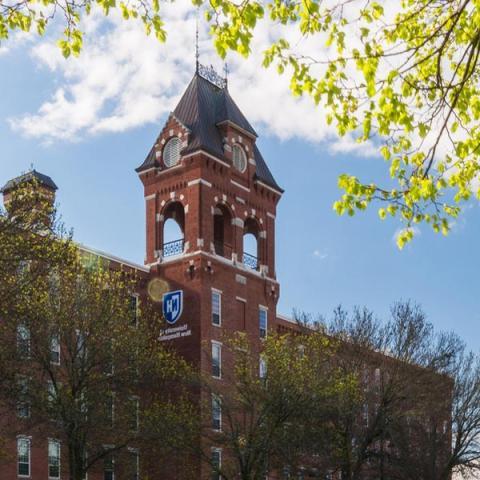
313, 249, 328, 260
8, 2, 374, 157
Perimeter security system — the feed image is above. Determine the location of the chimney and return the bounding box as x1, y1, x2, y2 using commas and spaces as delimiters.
1, 170, 58, 227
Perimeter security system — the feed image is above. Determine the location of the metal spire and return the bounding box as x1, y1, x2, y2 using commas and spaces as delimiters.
223, 62, 229, 89
195, 8, 200, 73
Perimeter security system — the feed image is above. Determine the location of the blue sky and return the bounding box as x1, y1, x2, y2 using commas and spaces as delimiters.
1, 12, 479, 350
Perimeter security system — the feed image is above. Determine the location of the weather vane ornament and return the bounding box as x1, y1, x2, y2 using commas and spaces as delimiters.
198, 64, 227, 89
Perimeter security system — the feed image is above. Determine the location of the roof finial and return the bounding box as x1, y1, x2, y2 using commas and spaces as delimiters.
29, 162, 35, 172
195, 8, 200, 73
223, 62, 229, 89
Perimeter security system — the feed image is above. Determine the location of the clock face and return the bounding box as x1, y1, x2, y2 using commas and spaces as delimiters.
148, 277, 170, 302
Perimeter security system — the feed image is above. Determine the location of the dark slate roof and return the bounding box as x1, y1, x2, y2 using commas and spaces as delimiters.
1, 170, 58, 194
137, 73, 283, 192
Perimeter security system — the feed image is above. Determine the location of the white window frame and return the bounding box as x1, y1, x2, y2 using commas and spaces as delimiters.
212, 394, 222, 431
211, 341, 222, 379
17, 324, 31, 358
103, 450, 115, 480
76, 329, 87, 360
211, 447, 222, 480
232, 144, 247, 173
211, 289, 222, 327
259, 306, 268, 339
16, 375, 30, 419
130, 294, 139, 327
17, 436, 31, 478
50, 334, 61, 366
48, 439, 61, 480
129, 396, 140, 432
259, 356, 267, 380
128, 448, 139, 480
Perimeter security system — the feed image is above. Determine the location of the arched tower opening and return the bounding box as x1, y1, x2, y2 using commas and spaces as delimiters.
243, 217, 260, 270
162, 202, 185, 258
213, 204, 233, 259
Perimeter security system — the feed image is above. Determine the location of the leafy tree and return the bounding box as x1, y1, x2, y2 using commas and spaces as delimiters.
194, 331, 351, 480
299, 301, 480, 480
2, 2, 480, 246
0, 181, 194, 480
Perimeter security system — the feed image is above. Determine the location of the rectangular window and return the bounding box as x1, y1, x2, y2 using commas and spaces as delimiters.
47, 380, 57, 405
76, 330, 87, 360
212, 394, 222, 431
362, 403, 369, 427
105, 340, 114, 375
17, 437, 30, 477
105, 392, 115, 427
259, 356, 267, 380
104, 455, 114, 480
130, 295, 139, 327
212, 291, 221, 326
212, 342, 222, 379
48, 440, 61, 479
129, 450, 139, 480
129, 396, 140, 432
50, 334, 61, 365
17, 376, 30, 419
17, 324, 31, 358
211, 448, 222, 480
259, 307, 268, 339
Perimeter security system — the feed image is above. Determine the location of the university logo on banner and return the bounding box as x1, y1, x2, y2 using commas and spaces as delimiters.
162, 290, 184, 325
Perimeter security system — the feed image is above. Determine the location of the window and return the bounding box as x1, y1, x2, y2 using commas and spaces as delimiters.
130, 295, 139, 327
259, 307, 268, 339
212, 290, 221, 326
47, 380, 57, 406
105, 340, 114, 376
129, 396, 140, 432
212, 394, 222, 431
17, 376, 30, 419
50, 334, 60, 365
17, 437, 30, 477
105, 392, 115, 427
128, 450, 139, 480
163, 137, 181, 167
48, 440, 61, 479
212, 342, 222, 379
232, 144, 247, 173
362, 402, 369, 427
259, 356, 267, 380
76, 330, 87, 360
211, 448, 222, 480
104, 454, 114, 480
17, 324, 30, 358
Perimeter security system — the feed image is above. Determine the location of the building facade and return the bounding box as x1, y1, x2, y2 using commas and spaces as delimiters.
0, 67, 452, 480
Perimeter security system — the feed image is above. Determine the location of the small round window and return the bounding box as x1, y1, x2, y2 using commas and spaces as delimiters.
163, 137, 181, 167
232, 144, 247, 173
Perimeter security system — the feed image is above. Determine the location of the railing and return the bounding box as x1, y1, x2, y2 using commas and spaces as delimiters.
242, 252, 258, 270
163, 239, 184, 258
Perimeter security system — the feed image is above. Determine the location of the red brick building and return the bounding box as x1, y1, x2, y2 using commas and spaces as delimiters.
0, 66, 452, 480
0, 66, 295, 480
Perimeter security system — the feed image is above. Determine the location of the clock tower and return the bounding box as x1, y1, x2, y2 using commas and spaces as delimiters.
137, 65, 283, 477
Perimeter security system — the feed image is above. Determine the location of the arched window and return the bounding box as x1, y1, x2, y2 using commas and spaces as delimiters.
213, 204, 233, 258
162, 202, 185, 257
232, 144, 247, 173
163, 137, 181, 168
243, 218, 260, 270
